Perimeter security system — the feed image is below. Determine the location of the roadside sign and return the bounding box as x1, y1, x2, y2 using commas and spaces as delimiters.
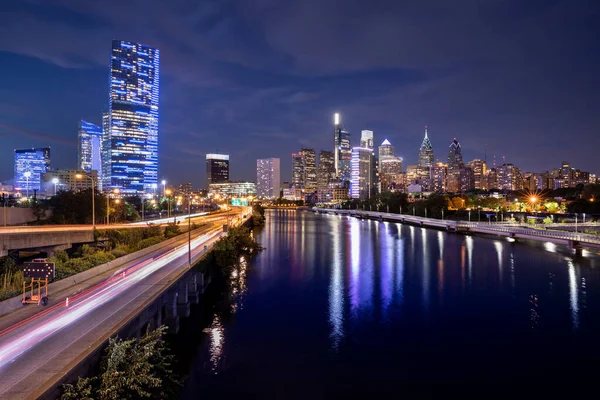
23, 262, 55, 279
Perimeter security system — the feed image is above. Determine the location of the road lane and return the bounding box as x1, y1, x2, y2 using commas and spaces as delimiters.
0, 207, 249, 399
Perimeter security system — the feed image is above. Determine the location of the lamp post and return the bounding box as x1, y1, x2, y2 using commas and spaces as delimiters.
468, 210, 471, 222
188, 195, 192, 267
529, 196, 537, 216
575, 214, 578, 233
442, 209, 444, 220
165, 189, 172, 219
75, 173, 96, 229
52, 177, 59, 196
106, 188, 120, 225
583, 213, 586, 225
24, 171, 31, 198
425, 208, 427, 218
161, 180, 166, 197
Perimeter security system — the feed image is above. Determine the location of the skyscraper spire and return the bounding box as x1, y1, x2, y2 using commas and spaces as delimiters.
418, 126, 434, 168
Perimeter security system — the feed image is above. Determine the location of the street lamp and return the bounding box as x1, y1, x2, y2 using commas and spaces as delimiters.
75, 173, 95, 229
165, 189, 172, 218
23, 171, 31, 198
52, 177, 59, 196
106, 188, 120, 225
529, 196, 537, 215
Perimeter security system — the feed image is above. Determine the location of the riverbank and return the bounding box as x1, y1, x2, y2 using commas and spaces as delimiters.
57, 223, 263, 400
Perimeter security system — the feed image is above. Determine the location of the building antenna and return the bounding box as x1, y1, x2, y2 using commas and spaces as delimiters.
484, 144, 487, 164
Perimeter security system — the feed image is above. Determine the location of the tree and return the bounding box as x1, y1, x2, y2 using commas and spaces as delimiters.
62, 326, 181, 400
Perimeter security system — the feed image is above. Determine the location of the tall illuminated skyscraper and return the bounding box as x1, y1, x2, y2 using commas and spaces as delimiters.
103, 40, 159, 194
350, 146, 376, 199
360, 130, 374, 149
447, 138, 463, 170
333, 113, 351, 182
14, 148, 51, 194
317, 150, 336, 190
206, 154, 230, 184
256, 158, 281, 199
418, 126, 434, 168
78, 120, 102, 176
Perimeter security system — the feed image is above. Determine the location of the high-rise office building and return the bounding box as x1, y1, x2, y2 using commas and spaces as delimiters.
14, 148, 51, 194
300, 148, 317, 192
333, 113, 351, 182
350, 147, 376, 199
431, 162, 448, 192
256, 158, 281, 199
418, 126, 434, 168
467, 159, 488, 190
378, 139, 403, 192
78, 120, 102, 177
497, 163, 518, 191
379, 139, 394, 159
360, 130, 374, 149
317, 150, 336, 190
292, 153, 304, 188
447, 138, 463, 170
206, 154, 230, 185
103, 40, 160, 194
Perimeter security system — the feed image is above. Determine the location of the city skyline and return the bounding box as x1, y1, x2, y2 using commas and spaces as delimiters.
0, 1, 599, 187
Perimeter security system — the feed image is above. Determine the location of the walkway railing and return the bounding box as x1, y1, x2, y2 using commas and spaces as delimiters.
314, 208, 600, 246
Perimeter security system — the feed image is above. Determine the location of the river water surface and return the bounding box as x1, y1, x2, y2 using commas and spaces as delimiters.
179, 210, 600, 397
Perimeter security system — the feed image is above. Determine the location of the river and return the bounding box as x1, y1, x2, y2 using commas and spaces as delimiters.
178, 209, 600, 397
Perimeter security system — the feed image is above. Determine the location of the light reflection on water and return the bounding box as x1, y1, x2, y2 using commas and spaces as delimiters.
181, 210, 600, 397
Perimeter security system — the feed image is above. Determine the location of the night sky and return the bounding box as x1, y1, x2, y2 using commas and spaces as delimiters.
0, 0, 598, 187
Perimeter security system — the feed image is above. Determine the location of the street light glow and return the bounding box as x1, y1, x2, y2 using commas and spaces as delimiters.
52, 178, 59, 184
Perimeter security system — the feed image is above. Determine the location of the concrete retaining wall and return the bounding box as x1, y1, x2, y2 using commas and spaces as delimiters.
0, 207, 51, 226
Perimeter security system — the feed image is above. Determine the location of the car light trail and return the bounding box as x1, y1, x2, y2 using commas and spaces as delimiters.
0, 226, 224, 371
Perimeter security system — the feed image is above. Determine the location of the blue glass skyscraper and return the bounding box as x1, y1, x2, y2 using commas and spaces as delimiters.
78, 120, 102, 175
103, 40, 159, 194
14, 148, 51, 195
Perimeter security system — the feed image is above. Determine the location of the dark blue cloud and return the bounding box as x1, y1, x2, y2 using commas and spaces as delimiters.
0, 0, 598, 187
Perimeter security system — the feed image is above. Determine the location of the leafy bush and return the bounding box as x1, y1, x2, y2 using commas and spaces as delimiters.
543, 217, 553, 224
109, 246, 130, 258
164, 223, 181, 238
65, 258, 93, 273
86, 251, 116, 267
139, 236, 164, 249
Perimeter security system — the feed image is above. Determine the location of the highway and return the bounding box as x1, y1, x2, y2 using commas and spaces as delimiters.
0, 211, 216, 234
0, 207, 249, 399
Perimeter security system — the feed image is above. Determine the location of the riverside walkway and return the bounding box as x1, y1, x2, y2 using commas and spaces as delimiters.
312, 208, 600, 254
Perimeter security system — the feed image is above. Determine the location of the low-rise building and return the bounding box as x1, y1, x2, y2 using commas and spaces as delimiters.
41, 169, 98, 195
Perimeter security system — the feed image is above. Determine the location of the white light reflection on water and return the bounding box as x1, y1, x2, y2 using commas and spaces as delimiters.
381, 223, 394, 316
465, 236, 473, 284
544, 242, 557, 253
350, 219, 361, 314
421, 228, 430, 309
568, 259, 579, 330
329, 221, 344, 351
494, 241, 503, 285
208, 315, 224, 373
